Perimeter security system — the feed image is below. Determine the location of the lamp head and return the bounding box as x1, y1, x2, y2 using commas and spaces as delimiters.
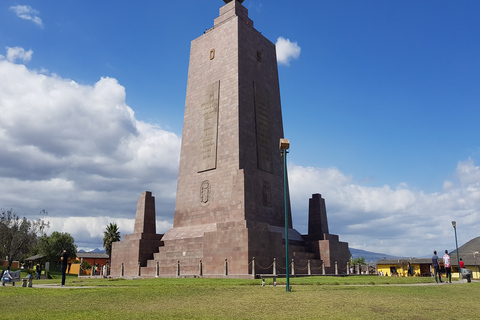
451, 221, 456, 228
279, 138, 290, 151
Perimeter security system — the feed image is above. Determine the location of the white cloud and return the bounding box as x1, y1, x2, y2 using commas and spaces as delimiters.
10, 5, 43, 26
288, 162, 480, 257
0, 50, 180, 250
6, 47, 33, 63
276, 37, 301, 66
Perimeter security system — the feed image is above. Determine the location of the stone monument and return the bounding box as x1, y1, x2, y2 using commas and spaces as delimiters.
111, 0, 349, 278
110, 191, 163, 276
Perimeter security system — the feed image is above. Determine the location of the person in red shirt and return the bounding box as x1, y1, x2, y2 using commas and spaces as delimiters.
459, 258, 465, 269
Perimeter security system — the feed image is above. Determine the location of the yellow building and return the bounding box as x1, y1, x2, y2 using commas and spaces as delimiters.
376, 258, 432, 277
377, 236, 480, 280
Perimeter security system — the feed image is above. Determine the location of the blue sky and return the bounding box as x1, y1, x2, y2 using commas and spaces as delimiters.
1, 1, 479, 258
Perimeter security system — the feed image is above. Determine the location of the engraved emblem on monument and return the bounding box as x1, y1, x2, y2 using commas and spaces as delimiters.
200, 180, 211, 204
198, 81, 220, 172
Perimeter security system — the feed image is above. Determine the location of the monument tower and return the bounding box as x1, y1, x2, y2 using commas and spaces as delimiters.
111, 0, 349, 277
158, 0, 292, 276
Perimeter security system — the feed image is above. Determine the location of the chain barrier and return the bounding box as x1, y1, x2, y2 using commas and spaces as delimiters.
296, 265, 309, 271
276, 264, 286, 270
255, 262, 275, 270
243, 260, 253, 268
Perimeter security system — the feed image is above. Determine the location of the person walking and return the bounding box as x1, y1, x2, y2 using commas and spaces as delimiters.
60, 249, 69, 286
36, 263, 42, 280
432, 250, 442, 283
443, 250, 452, 283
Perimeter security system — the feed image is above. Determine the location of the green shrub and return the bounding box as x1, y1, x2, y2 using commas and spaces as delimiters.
81, 260, 92, 271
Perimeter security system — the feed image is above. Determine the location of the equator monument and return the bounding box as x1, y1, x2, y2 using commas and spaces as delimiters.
111, 0, 349, 278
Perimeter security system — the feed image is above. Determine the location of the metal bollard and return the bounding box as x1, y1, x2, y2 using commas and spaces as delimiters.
273, 258, 277, 276
252, 257, 255, 276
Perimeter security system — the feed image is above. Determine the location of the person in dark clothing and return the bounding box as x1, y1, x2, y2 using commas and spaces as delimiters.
432, 250, 442, 283
36, 263, 42, 280
61, 249, 69, 286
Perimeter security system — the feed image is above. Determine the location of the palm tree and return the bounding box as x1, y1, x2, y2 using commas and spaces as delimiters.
103, 223, 120, 260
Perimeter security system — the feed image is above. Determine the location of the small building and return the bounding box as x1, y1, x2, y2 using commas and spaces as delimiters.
71, 252, 109, 275
376, 258, 433, 277
75, 252, 109, 266
449, 236, 480, 279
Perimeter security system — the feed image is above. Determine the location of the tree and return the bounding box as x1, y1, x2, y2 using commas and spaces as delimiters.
103, 223, 120, 260
350, 256, 366, 274
352, 257, 366, 266
0, 209, 49, 266
38, 231, 77, 270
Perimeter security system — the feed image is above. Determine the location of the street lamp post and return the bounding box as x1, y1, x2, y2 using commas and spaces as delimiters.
451, 221, 461, 278
280, 138, 290, 292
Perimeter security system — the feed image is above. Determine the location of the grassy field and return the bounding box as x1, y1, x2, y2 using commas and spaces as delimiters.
1, 275, 478, 319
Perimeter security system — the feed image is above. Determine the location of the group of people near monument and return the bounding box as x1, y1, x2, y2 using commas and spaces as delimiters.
431, 250, 463, 283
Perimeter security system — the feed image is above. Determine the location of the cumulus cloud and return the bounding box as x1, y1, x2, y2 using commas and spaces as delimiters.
288, 162, 480, 257
5, 47, 33, 63
0, 51, 180, 250
10, 5, 43, 26
276, 37, 301, 66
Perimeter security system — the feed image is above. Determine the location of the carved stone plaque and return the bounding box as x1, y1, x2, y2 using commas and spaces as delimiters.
198, 81, 220, 172
254, 84, 273, 173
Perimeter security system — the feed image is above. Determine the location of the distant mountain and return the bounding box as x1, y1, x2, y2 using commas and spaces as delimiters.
350, 248, 403, 263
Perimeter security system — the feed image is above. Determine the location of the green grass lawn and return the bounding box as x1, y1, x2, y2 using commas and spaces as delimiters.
1, 275, 478, 319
